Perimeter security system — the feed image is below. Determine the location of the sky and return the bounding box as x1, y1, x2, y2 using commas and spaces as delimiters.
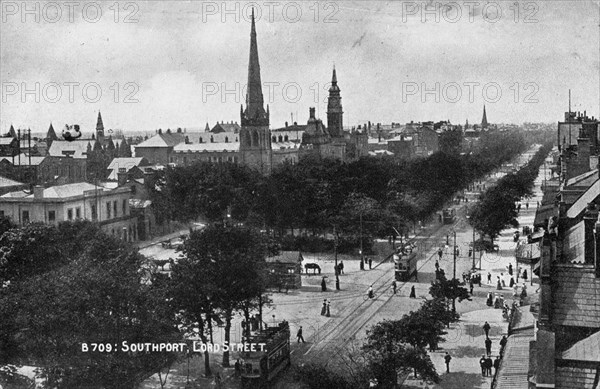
1, 0, 599, 134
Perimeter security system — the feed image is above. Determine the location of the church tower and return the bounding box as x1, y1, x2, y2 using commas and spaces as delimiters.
327, 66, 344, 138
481, 105, 488, 129
96, 111, 105, 143
239, 9, 272, 174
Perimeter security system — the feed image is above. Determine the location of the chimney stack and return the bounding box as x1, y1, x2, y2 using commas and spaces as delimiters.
117, 169, 127, 187
33, 185, 44, 199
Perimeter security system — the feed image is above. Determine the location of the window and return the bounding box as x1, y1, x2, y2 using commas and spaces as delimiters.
75, 207, 81, 219
22, 210, 29, 224
122, 199, 127, 215
91, 204, 97, 221
113, 201, 117, 217
107, 202, 111, 218
67, 209, 73, 220
47, 210, 55, 222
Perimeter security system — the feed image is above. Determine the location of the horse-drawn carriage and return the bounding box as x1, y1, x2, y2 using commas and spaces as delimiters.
304, 263, 321, 274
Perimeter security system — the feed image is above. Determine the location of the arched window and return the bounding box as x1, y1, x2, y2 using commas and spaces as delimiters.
252, 130, 259, 147
225, 136, 229, 143
284, 135, 289, 142
272, 136, 276, 142
278, 135, 283, 142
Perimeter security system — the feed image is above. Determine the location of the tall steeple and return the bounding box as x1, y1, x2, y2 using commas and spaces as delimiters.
46, 123, 58, 142
481, 105, 488, 129
96, 111, 105, 142
327, 65, 344, 138
239, 8, 272, 175
241, 8, 268, 127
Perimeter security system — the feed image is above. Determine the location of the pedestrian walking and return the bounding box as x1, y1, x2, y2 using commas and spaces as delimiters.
296, 326, 305, 343
335, 275, 340, 291
234, 359, 241, 377
479, 355, 487, 376
487, 272, 492, 284
360, 257, 364, 270
368, 285, 374, 299
483, 321, 491, 338
444, 352, 452, 373
485, 337, 492, 355
368, 257, 372, 269
513, 284, 519, 297
499, 335, 507, 356
326, 300, 330, 317
392, 280, 397, 294
321, 276, 327, 292
485, 356, 493, 376
522, 269, 528, 281
435, 260, 440, 271
469, 280, 474, 295
508, 264, 513, 276
509, 277, 515, 288
493, 356, 501, 375
321, 299, 327, 316
409, 285, 416, 298
486, 292, 493, 307
478, 273, 482, 287
339, 260, 344, 274
438, 248, 443, 260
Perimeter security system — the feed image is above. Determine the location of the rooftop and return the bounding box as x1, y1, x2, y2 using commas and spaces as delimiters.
552, 264, 600, 328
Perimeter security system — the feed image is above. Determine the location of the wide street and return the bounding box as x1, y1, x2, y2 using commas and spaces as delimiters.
139, 146, 545, 389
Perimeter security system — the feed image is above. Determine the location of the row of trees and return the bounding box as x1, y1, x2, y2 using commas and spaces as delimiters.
148, 130, 531, 249
0, 220, 180, 388
469, 142, 554, 243
0, 220, 275, 387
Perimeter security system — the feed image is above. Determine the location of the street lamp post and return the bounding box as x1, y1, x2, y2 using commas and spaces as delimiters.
452, 230, 457, 312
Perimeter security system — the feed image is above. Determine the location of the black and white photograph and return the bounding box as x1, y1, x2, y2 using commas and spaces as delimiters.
1, 1, 599, 388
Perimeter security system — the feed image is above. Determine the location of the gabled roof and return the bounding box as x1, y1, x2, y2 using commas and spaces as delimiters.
552, 264, 600, 328
0, 137, 16, 145
0, 175, 24, 188
560, 330, 600, 361
211, 122, 241, 133
106, 157, 149, 180
1, 182, 105, 199
2, 153, 45, 166
135, 133, 185, 148
566, 178, 600, 218
48, 140, 91, 158
565, 168, 598, 188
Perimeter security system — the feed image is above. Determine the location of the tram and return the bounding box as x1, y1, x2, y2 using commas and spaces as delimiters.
442, 208, 456, 224
240, 321, 291, 389
394, 245, 418, 281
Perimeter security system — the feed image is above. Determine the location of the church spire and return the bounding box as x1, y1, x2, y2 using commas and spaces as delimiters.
481, 105, 488, 129
327, 66, 343, 137
96, 111, 105, 141
241, 8, 268, 126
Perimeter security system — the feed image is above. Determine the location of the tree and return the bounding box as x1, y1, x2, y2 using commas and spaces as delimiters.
429, 273, 471, 313
0, 223, 64, 284
363, 318, 440, 388
170, 224, 269, 370
0, 222, 181, 388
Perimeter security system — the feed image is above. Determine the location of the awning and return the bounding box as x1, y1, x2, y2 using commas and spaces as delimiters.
515, 242, 541, 264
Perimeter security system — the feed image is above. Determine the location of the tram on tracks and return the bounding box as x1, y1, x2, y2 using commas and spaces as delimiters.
394, 244, 418, 281
442, 208, 456, 224
240, 321, 291, 389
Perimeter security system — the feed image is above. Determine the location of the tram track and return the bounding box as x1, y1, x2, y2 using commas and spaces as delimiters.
300, 217, 464, 361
